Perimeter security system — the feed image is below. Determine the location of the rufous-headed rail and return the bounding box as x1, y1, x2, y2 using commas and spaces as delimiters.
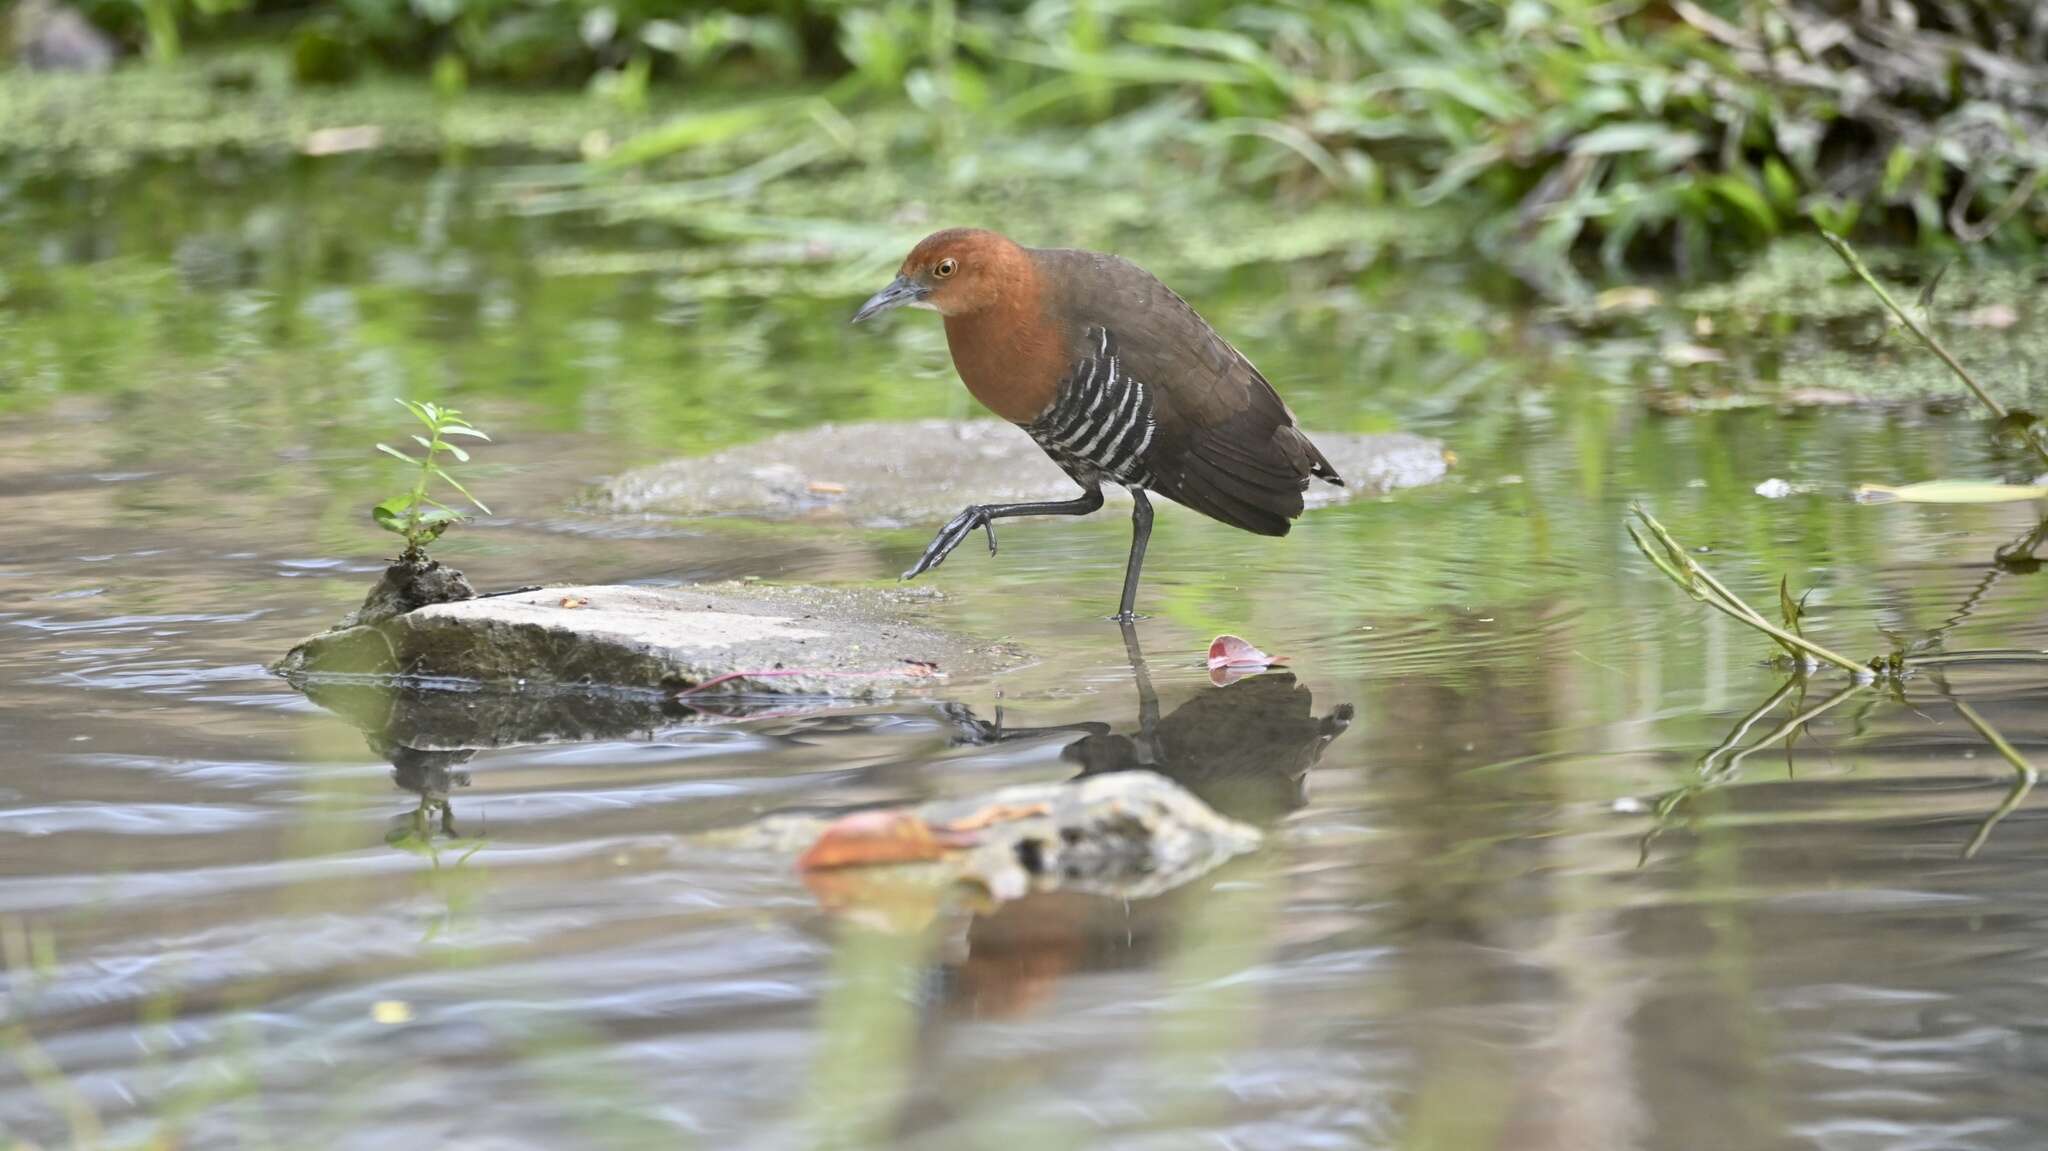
854, 228, 1341, 621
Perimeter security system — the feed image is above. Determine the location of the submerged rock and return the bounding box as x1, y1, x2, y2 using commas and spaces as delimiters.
276, 582, 1023, 698
922, 771, 1263, 901
735, 771, 1263, 906
595, 418, 1449, 523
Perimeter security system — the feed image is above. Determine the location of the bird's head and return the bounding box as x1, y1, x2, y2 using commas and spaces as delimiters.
852, 228, 1027, 323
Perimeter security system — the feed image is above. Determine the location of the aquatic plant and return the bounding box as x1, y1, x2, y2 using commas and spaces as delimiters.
1626, 505, 1877, 678
373, 399, 491, 559
1629, 506, 2044, 857
1820, 230, 2048, 471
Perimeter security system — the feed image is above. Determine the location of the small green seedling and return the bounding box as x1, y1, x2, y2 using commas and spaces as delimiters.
374, 399, 491, 558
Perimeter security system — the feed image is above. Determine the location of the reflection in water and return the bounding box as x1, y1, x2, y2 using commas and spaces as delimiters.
957, 624, 1357, 825
378, 738, 473, 848
16, 155, 2048, 1150
1993, 515, 2048, 573
300, 627, 1357, 1034
1062, 668, 1353, 825
301, 621, 1355, 859
1644, 530, 2048, 865
297, 674, 684, 851
930, 627, 1354, 1021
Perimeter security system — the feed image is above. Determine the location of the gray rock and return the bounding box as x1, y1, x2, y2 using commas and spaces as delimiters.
594, 418, 1448, 523
730, 770, 1264, 902
929, 771, 1263, 901
10, 0, 116, 73
275, 582, 1024, 698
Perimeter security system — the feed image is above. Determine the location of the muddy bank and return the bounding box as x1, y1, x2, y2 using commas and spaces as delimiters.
276, 582, 1026, 698
594, 419, 1450, 523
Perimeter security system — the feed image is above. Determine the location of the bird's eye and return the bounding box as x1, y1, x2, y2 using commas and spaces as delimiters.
934, 258, 958, 278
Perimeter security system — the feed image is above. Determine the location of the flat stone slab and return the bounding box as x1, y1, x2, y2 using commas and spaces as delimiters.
594, 418, 1449, 523
275, 582, 1025, 698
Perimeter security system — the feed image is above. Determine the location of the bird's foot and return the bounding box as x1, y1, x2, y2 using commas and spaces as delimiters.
902, 505, 999, 580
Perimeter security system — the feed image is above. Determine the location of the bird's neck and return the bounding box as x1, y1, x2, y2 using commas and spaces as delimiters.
943, 260, 1066, 424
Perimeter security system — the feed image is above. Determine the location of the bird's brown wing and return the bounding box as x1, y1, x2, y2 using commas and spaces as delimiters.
1043, 249, 1340, 537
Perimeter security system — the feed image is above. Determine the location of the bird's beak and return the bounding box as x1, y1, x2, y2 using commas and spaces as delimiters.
851, 275, 927, 324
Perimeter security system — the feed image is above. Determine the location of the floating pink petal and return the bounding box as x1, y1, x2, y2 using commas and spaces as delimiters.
1207, 634, 1287, 686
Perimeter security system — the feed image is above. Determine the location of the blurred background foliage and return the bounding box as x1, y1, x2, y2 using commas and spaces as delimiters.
4, 0, 2047, 297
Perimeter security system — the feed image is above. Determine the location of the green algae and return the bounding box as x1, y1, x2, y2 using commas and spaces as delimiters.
1659, 238, 2048, 408
1679, 238, 2048, 326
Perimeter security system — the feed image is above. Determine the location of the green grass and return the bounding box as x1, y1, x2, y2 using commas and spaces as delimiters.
9, 1, 2047, 290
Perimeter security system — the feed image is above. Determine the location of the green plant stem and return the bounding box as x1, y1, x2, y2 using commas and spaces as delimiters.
1630, 507, 1872, 675
1696, 593, 1867, 675
1696, 676, 1801, 777
1905, 651, 2048, 667
1711, 681, 1865, 781
1632, 513, 1796, 643
406, 431, 442, 549
1817, 230, 2005, 417
1642, 679, 1867, 864
1953, 698, 2040, 859
1819, 230, 2048, 471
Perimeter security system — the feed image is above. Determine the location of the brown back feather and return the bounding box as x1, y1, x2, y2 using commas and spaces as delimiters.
1032, 248, 1340, 536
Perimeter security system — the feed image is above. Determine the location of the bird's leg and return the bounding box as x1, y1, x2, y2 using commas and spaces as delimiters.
1113, 489, 1154, 622
1118, 617, 1161, 733
902, 487, 1105, 581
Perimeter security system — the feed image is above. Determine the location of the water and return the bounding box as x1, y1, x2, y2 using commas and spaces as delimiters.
6, 155, 2048, 1150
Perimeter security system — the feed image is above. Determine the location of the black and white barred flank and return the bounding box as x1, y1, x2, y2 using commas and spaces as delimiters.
1024, 327, 1157, 489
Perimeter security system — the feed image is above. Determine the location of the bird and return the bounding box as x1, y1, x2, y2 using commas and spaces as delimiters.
852, 228, 1342, 620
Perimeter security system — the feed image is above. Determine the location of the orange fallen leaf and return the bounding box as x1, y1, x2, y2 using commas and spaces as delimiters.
798, 809, 979, 871
560, 595, 589, 609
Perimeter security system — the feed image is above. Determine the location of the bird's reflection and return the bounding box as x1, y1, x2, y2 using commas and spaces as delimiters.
301, 623, 1353, 884
1059, 626, 1353, 823
937, 624, 1355, 1017
946, 624, 1354, 825
299, 620, 1355, 1020
375, 736, 474, 848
